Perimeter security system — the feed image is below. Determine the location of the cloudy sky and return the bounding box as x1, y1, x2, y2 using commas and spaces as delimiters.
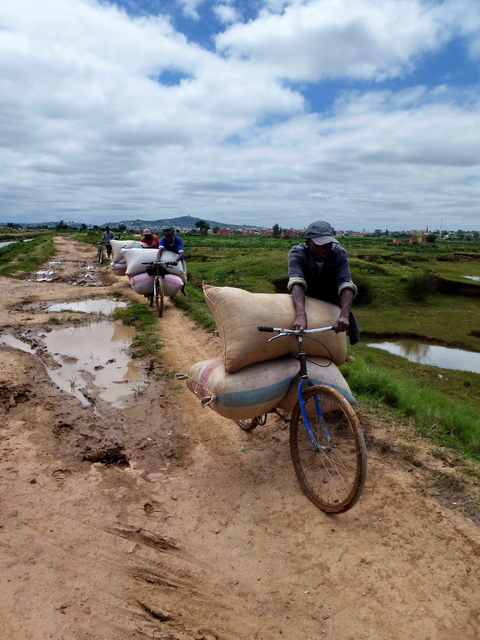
1, 0, 480, 231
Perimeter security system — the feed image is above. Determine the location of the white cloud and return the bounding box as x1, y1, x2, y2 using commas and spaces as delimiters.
0, 0, 479, 230
216, 0, 445, 81
213, 3, 239, 24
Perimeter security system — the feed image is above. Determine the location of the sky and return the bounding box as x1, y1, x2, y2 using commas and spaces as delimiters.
1, 0, 480, 231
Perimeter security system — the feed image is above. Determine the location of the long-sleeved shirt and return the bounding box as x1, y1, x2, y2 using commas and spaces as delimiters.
287, 242, 360, 344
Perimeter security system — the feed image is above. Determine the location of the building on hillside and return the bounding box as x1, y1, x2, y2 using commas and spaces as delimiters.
392, 238, 402, 244
216, 228, 230, 236
281, 229, 296, 238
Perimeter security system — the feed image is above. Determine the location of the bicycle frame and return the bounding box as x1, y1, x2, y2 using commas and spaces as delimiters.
262, 325, 335, 451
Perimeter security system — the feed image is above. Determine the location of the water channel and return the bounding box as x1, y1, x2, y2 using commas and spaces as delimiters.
366, 339, 480, 375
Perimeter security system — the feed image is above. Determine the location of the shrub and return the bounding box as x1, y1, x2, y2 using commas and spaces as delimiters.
404, 271, 437, 301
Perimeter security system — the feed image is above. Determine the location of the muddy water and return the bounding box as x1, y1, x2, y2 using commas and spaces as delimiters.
1, 321, 144, 408
46, 299, 127, 314
366, 339, 480, 374
43, 321, 143, 407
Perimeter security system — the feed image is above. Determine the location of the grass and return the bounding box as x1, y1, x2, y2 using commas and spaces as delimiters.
170, 235, 480, 462
341, 352, 480, 459
0, 234, 56, 276
112, 301, 163, 357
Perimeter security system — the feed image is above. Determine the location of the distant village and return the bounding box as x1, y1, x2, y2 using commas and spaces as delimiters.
0, 220, 478, 242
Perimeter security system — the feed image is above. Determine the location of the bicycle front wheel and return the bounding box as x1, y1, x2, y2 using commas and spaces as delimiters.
155, 276, 164, 317
289, 385, 366, 513
97, 247, 103, 264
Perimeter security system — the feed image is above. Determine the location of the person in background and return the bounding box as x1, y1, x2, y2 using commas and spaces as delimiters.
140, 228, 159, 248
157, 228, 184, 265
102, 226, 116, 260
287, 221, 359, 356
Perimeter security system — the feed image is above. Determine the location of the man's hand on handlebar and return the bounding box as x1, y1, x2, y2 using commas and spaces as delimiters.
334, 314, 350, 334
293, 312, 308, 333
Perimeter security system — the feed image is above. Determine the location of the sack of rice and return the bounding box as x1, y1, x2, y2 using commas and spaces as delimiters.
129, 272, 184, 297
124, 248, 159, 277
182, 356, 297, 420
277, 358, 355, 413
123, 248, 187, 281
203, 284, 347, 373
110, 239, 143, 262
110, 259, 127, 276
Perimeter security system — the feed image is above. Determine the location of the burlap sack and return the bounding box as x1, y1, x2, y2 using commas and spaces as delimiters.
181, 355, 354, 420
203, 284, 347, 372
277, 358, 355, 413
182, 356, 296, 420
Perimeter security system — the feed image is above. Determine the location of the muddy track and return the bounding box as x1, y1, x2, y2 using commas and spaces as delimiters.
0, 236, 479, 640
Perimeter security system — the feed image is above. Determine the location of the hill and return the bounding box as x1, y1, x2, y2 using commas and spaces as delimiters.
106, 215, 255, 230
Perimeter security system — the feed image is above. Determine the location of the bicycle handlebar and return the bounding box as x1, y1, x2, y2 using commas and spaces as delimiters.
258, 325, 334, 334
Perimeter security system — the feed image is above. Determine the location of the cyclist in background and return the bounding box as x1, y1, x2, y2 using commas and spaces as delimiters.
102, 226, 116, 259
157, 228, 184, 265
140, 228, 160, 248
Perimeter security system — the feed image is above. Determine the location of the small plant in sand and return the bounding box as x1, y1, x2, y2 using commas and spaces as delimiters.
132, 382, 150, 397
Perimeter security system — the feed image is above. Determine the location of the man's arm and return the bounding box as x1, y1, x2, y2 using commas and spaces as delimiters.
335, 287, 354, 333
291, 283, 308, 332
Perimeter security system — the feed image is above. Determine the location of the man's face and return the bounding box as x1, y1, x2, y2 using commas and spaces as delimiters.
306, 239, 333, 263
164, 231, 173, 243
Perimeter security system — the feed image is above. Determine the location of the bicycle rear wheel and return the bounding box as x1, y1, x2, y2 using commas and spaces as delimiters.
155, 276, 164, 317
289, 385, 366, 513
97, 246, 103, 264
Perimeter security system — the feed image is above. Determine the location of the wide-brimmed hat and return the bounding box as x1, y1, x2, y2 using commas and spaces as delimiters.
305, 221, 338, 246
143, 228, 151, 235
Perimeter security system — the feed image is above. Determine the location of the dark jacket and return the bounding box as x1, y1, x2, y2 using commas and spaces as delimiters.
288, 243, 360, 344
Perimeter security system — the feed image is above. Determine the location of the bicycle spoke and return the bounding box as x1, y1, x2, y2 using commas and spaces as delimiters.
290, 385, 366, 513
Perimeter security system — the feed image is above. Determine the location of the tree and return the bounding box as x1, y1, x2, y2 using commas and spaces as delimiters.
272, 223, 281, 238
195, 220, 210, 235
212, 226, 220, 234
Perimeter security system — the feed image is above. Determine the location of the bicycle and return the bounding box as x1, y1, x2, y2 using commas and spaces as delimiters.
96, 242, 104, 264
253, 325, 367, 513
142, 261, 176, 317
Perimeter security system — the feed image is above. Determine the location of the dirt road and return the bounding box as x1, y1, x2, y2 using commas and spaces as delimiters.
0, 237, 479, 640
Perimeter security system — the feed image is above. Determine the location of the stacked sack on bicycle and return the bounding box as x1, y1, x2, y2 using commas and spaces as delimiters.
121, 248, 186, 297
180, 284, 355, 421
109, 239, 143, 275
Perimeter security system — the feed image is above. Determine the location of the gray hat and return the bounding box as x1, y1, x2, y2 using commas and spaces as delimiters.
305, 221, 338, 246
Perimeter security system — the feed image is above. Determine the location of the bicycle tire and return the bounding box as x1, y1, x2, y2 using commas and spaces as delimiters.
97, 247, 103, 264
155, 275, 164, 317
236, 414, 267, 432
289, 385, 366, 513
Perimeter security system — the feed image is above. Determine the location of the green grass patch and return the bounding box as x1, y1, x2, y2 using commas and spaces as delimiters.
112, 301, 163, 357
342, 348, 480, 460
0, 235, 55, 276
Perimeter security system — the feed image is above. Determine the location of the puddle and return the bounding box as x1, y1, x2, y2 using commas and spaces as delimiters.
0, 334, 36, 353
46, 299, 127, 314
0, 239, 35, 249
29, 261, 62, 282
43, 321, 143, 407
1, 322, 145, 408
366, 339, 480, 374
27, 260, 108, 286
